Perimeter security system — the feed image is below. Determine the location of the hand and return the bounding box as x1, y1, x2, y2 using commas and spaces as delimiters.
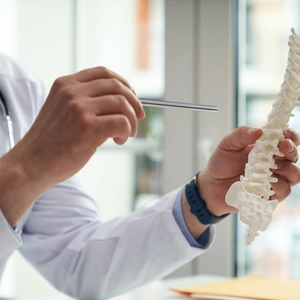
13, 66, 145, 188
0, 66, 146, 226
197, 126, 300, 216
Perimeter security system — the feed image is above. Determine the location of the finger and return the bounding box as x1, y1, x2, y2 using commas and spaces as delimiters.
84, 78, 130, 98
88, 95, 137, 137
74, 66, 131, 87
113, 137, 129, 145
277, 139, 298, 163
73, 66, 145, 119
269, 176, 291, 202
272, 159, 300, 186
283, 128, 300, 146
83, 78, 145, 120
219, 126, 262, 151
95, 114, 132, 145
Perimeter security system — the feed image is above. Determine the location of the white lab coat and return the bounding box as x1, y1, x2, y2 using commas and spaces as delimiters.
0, 53, 213, 300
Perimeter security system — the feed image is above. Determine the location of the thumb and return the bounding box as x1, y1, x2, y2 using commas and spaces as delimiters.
219, 126, 262, 151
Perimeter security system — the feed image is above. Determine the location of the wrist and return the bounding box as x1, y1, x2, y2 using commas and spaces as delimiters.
181, 191, 210, 239
0, 147, 50, 227
196, 172, 233, 216
185, 172, 230, 225
0, 154, 34, 226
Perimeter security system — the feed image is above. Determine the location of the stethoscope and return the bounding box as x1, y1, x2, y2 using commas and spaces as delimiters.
0, 91, 15, 149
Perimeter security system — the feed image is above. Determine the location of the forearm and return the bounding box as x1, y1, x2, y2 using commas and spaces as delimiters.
20, 187, 203, 300
0, 147, 48, 227
181, 173, 230, 239
181, 191, 210, 239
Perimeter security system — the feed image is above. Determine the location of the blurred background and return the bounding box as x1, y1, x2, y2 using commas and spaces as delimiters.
0, 0, 299, 297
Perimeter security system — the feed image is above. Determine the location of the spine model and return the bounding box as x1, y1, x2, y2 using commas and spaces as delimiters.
225, 28, 300, 245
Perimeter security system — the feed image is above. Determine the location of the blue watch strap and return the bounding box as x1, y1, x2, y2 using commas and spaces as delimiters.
185, 173, 229, 225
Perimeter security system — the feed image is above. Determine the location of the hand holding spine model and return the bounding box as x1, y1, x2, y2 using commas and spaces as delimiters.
225, 28, 300, 245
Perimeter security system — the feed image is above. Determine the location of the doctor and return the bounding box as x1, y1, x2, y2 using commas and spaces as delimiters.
0, 52, 299, 299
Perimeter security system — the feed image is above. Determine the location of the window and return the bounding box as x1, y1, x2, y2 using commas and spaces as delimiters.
0, 0, 236, 297
0, 0, 165, 297
237, 0, 300, 279
75, 0, 165, 217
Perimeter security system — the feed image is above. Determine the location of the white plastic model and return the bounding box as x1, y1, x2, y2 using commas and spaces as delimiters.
225, 28, 300, 245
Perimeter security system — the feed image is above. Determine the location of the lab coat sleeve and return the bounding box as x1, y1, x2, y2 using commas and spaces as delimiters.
173, 190, 214, 248
19, 174, 214, 300
0, 210, 22, 258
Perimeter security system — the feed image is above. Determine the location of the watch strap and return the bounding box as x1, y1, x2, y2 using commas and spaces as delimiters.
185, 173, 229, 225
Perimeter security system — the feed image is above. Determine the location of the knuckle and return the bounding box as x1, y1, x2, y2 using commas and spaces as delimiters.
109, 78, 122, 90
61, 86, 76, 100
77, 113, 94, 135
116, 95, 128, 108
53, 76, 77, 100
53, 76, 68, 90
81, 115, 93, 132
67, 99, 84, 117
116, 115, 131, 135
97, 66, 110, 77
285, 128, 300, 146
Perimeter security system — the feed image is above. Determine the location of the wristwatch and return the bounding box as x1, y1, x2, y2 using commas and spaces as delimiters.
185, 173, 230, 225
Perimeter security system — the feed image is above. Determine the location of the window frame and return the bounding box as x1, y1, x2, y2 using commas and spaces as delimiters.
163, 0, 237, 277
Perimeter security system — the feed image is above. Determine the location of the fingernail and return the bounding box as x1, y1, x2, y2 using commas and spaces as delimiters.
275, 160, 282, 169
289, 139, 295, 152
142, 108, 146, 118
